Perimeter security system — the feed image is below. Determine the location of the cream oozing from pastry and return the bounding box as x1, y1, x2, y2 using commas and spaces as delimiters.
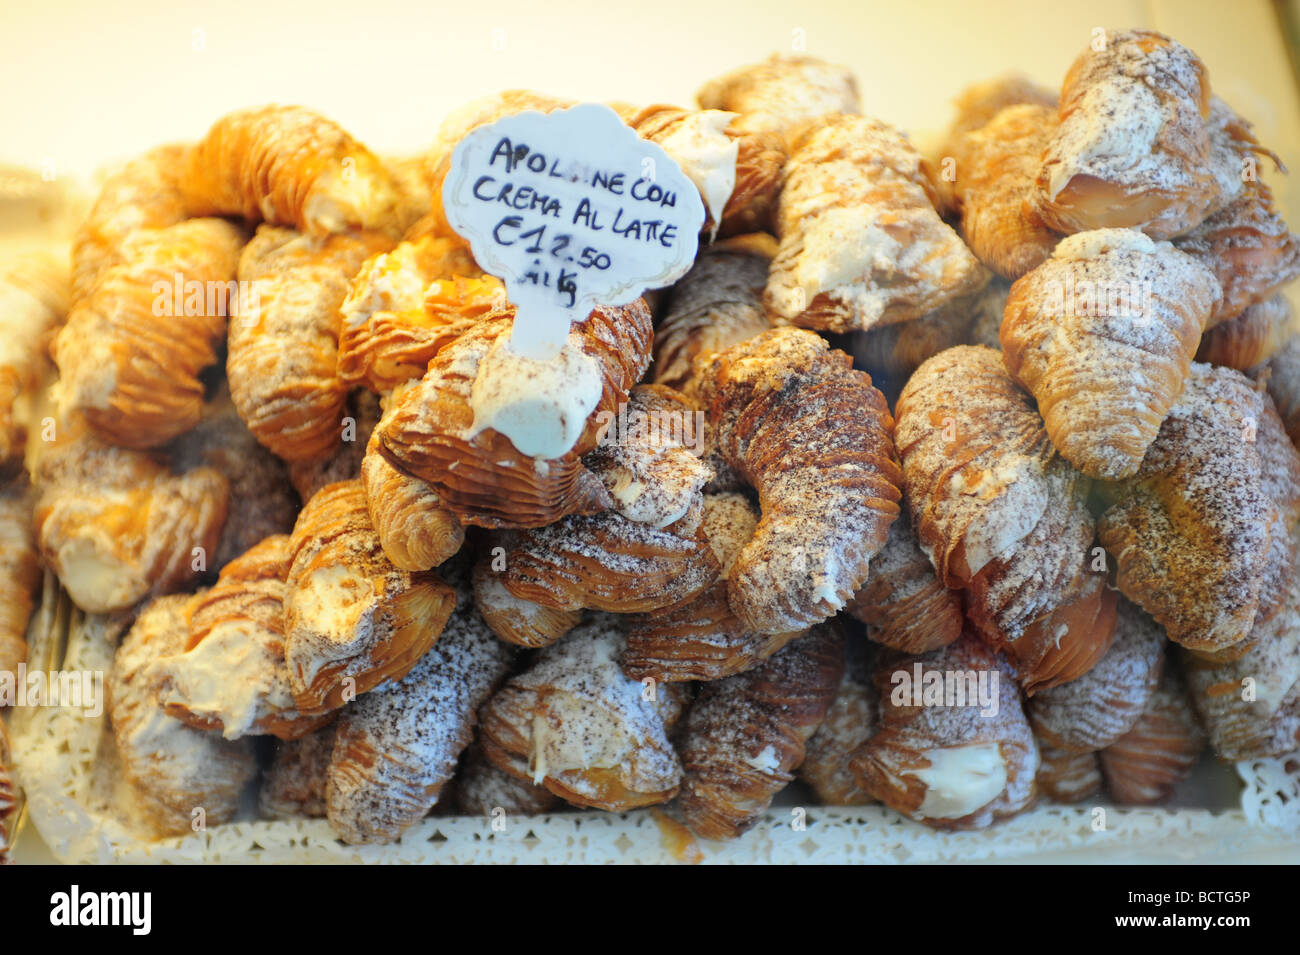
288, 563, 369, 686
907, 743, 1008, 820
1045, 78, 1163, 202
0, 281, 53, 373
55, 536, 143, 613
158, 621, 296, 740
655, 111, 740, 238
469, 330, 603, 459
339, 247, 427, 330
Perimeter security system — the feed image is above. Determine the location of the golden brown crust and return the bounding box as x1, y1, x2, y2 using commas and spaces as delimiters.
376, 303, 652, 528
677, 623, 845, 839
53, 218, 247, 449
1263, 333, 1300, 448
1101, 663, 1205, 804
34, 422, 229, 614
798, 637, 877, 805
1098, 364, 1276, 653
849, 636, 1038, 829
1034, 30, 1219, 239
337, 236, 499, 394
1001, 229, 1222, 480
0, 253, 68, 476
110, 595, 258, 837
72, 144, 192, 300
166, 388, 298, 572
229, 225, 394, 462
0, 720, 16, 862
1027, 598, 1166, 752
699, 328, 902, 634
1184, 561, 1300, 760
284, 480, 456, 715
622, 492, 802, 682
286, 389, 381, 503
361, 423, 464, 572
1195, 295, 1295, 370
895, 345, 1110, 690
479, 613, 686, 811
1176, 178, 1300, 326
652, 234, 774, 397
324, 588, 514, 844
695, 54, 861, 139
766, 115, 988, 332
846, 513, 963, 655
1035, 746, 1102, 803
0, 481, 40, 682
180, 105, 404, 237
471, 542, 581, 648
155, 535, 333, 740
952, 104, 1060, 279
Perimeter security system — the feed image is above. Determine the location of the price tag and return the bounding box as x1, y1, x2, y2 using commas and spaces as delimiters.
441, 103, 707, 359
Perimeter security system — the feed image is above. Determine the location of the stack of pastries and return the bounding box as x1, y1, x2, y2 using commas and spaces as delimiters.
1, 29, 1299, 851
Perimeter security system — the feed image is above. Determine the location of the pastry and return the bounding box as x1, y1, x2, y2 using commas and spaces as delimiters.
1097, 364, 1279, 653
622, 104, 785, 238
766, 115, 988, 332
492, 488, 718, 615
849, 635, 1039, 829
949, 104, 1060, 278
180, 104, 405, 237
154, 535, 332, 740
1101, 664, 1205, 804
1195, 294, 1294, 370
361, 423, 464, 573
71, 143, 192, 300
696, 54, 860, 139
52, 218, 247, 449
376, 302, 653, 527
938, 74, 1058, 160
1001, 229, 1222, 480
850, 286, 986, 382
0, 480, 40, 683
454, 742, 561, 817
1263, 333, 1300, 448
34, 422, 228, 614
325, 578, 514, 844
228, 224, 394, 462
0, 720, 16, 863
337, 236, 498, 394
0, 253, 68, 476
284, 479, 456, 714
1027, 598, 1166, 752
286, 389, 381, 502
166, 386, 298, 571
260, 726, 336, 820
895, 345, 1112, 691
471, 542, 581, 648
651, 233, 774, 397
479, 612, 687, 811
798, 636, 877, 805
698, 328, 902, 634
845, 512, 964, 655
622, 492, 801, 681
1184, 566, 1300, 760
1176, 177, 1300, 326
109, 595, 258, 837
489, 386, 716, 614
966, 277, 1012, 350
1034, 746, 1102, 804
1033, 30, 1220, 239
677, 622, 844, 839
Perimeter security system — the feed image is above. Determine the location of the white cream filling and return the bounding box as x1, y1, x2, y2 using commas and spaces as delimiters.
907, 743, 1008, 820
469, 329, 603, 459
656, 110, 740, 239
1054, 227, 1159, 261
